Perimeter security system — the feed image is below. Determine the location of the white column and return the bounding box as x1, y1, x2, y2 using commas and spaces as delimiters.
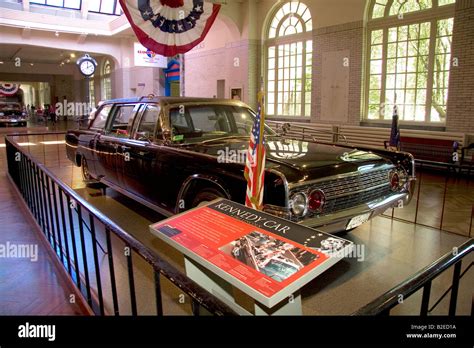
22, 0, 30, 11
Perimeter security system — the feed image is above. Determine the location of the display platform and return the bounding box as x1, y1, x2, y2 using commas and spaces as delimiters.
150, 199, 354, 315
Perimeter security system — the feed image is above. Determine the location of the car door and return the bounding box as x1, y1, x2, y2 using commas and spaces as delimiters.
119, 103, 165, 207
81, 103, 113, 178
94, 103, 140, 187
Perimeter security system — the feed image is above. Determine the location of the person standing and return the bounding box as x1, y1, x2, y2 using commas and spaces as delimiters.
49, 104, 57, 126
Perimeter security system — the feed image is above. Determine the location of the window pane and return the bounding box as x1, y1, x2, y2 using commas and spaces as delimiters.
109, 105, 136, 137
136, 105, 160, 140
64, 0, 80, 9
88, 0, 100, 12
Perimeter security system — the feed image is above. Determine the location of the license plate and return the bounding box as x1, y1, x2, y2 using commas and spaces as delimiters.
346, 212, 371, 230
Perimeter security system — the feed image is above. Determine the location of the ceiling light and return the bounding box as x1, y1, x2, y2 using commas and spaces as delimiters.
70, 53, 76, 58
55, 31, 59, 37
0, 61, 4, 64
66, 59, 70, 63
30, 63, 34, 66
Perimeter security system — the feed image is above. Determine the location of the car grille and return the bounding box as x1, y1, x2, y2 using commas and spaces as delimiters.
292, 166, 394, 220
315, 167, 391, 199
322, 185, 392, 215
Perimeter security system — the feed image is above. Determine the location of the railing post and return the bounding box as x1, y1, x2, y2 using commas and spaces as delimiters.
77, 205, 92, 308
420, 281, 432, 316
58, 188, 72, 276
449, 261, 462, 316
66, 194, 81, 290
154, 271, 164, 316
105, 227, 120, 315
439, 170, 449, 230
414, 164, 423, 225
89, 214, 104, 315
126, 246, 138, 315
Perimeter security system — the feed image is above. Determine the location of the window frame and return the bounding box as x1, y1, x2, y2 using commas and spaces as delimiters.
88, 0, 123, 16
264, 1, 313, 120
105, 103, 141, 138
29, 0, 82, 11
132, 103, 162, 142
364, 0, 456, 125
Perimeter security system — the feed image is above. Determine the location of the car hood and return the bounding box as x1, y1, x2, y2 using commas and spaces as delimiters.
190, 138, 392, 183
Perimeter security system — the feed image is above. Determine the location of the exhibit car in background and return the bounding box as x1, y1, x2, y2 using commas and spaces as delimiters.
0, 102, 27, 127
65, 96, 416, 233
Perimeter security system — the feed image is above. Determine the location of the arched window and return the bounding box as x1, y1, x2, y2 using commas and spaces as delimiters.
265, 1, 313, 118
102, 60, 112, 100
366, 0, 456, 123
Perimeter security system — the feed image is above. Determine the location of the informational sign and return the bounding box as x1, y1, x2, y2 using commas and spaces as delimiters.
150, 199, 353, 308
133, 43, 167, 68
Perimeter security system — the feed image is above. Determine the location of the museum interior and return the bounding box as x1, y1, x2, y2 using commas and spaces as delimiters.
0, 0, 473, 321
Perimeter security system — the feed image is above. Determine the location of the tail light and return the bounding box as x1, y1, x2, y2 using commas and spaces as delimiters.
389, 171, 400, 191
308, 189, 325, 213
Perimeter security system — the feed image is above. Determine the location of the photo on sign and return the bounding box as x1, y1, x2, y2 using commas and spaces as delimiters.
220, 231, 318, 282
157, 224, 183, 238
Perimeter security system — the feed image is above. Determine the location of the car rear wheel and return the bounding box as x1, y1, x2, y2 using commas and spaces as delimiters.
81, 157, 94, 182
192, 188, 225, 208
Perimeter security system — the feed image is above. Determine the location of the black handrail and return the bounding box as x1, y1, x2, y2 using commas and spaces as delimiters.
352, 238, 473, 315
5, 133, 237, 316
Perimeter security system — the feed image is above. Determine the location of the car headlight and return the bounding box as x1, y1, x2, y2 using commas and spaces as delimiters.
290, 192, 308, 217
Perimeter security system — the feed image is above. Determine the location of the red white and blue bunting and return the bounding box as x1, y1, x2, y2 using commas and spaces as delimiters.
0, 83, 20, 96
120, 0, 221, 57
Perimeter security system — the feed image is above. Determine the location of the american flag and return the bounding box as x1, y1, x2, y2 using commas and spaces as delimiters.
244, 92, 266, 210
389, 104, 400, 148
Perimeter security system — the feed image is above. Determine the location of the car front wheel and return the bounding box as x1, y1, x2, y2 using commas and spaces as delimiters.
191, 188, 225, 208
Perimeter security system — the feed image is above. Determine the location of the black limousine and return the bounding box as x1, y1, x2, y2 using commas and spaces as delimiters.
66, 96, 416, 233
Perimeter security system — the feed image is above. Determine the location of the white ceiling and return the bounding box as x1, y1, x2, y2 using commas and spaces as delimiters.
0, 44, 103, 65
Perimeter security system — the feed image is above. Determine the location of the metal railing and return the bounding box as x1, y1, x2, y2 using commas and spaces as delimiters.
352, 239, 473, 315
266, 120, 348, 144
5, 134, 237, 316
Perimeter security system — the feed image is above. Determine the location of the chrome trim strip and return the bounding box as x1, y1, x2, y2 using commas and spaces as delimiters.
322, 182, 390, 200
298, 192, 407, 228
100, 178, 173, 217
288, 163, 394, 190
267, 168, 290, 208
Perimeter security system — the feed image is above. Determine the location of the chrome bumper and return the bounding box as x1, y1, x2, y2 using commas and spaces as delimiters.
299, 192, 409, 233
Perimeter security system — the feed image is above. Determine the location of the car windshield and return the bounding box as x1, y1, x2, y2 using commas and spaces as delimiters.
169, 104, 276, 144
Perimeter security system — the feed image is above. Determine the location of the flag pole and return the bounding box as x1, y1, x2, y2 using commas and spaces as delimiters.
179, 54, 185, 97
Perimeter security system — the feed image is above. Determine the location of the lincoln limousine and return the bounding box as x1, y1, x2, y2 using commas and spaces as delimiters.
65, 96, 416, 233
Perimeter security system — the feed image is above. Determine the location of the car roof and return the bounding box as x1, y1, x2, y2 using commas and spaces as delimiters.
101, 96, 249, 108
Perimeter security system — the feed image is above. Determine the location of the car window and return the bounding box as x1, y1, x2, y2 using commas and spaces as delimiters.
91, 104, 112, 130
134, 104, 160, 141
169, 105, 276, 143
188, 106, 232, 133
107, 105, 137, 138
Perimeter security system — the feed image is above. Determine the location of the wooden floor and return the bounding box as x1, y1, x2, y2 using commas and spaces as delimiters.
0, 130, 87, 315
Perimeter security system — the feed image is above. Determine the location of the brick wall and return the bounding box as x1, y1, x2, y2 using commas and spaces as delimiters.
184, 40, 250, 102
312, 21, 364, 125
446, 0, 474, 133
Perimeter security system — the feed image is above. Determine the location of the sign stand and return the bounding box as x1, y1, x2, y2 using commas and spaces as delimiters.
184, 257, 303, 315
150, 199, 354, 316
